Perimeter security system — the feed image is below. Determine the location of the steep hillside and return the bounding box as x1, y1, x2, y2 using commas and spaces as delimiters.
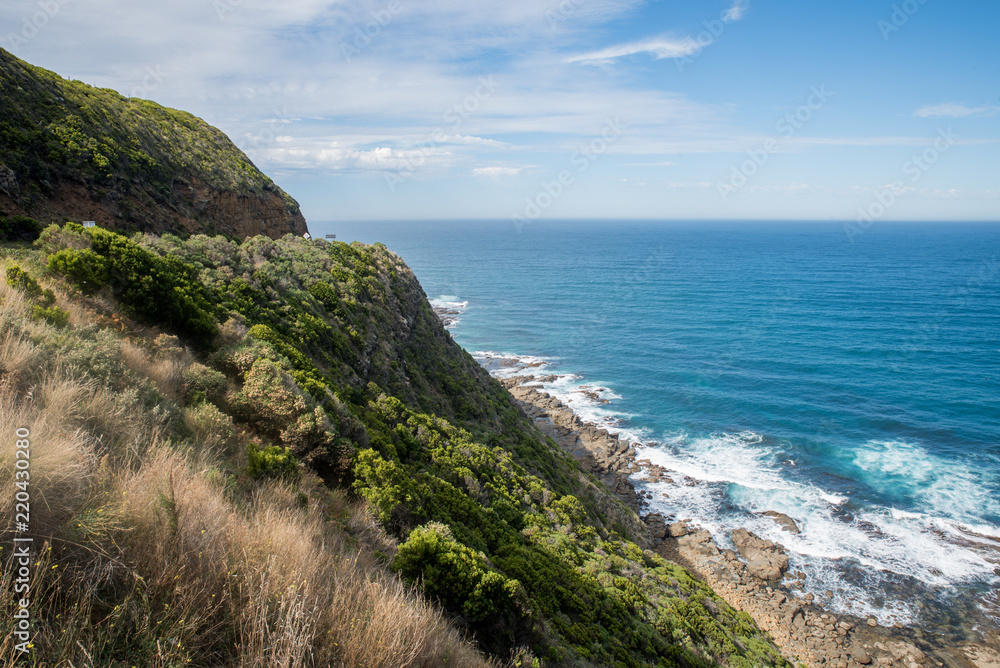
0, 48, 305, 239
1, 224, 789, 667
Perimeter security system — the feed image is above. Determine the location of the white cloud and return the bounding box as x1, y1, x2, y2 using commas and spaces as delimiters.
564, 36, 701, 65
472, 166, 525, 179
723, 0, 750, 23
913, 103, 1000, 118
625, 161, 677, 167
563, 1, 748, 67
258, 141, 457, 173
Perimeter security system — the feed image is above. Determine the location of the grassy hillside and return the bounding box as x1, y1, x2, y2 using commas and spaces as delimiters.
0, 48, 305, 239
1, 225, 789, 667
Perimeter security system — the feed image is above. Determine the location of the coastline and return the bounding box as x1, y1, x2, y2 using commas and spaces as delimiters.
495, 370, 1000, 668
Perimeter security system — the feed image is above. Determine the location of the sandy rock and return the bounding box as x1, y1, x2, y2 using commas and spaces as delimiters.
731, 528, 790, 581
964, 644, 1000, 668
849, 645, 873, 665
668, 521, 692, 537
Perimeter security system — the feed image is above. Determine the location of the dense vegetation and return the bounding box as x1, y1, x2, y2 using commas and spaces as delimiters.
0, 213, 42, 242
0, 47, 301, 235
0, 224, 789, 667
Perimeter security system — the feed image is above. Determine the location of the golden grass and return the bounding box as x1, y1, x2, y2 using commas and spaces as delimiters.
0, 274, 498, 668
121, 338, 192, 403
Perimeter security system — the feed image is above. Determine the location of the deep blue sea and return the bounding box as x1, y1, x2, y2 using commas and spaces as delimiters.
321, 219, 1000, 636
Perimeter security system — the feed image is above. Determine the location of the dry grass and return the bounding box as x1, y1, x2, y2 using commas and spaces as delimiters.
121, 337, 192, 403
0, 273, 498, 668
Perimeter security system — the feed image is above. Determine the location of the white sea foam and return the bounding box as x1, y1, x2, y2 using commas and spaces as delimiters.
635, 432, 1000, 625
852, 440, 1000, 530
429, 295, 469, 329
473, 352, 1000, 628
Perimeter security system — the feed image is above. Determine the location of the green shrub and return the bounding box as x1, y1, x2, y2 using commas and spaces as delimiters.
231, 358, 307, 435
5, 265, 42, 298
184, 402, 237, 453
182, 363, 228, 405
45, 226, 218, 346
32, 304, 70, 328
247, 442, 298, 480
393, 522, 527, 623
47, 248, 109, 294
0, 215, 43, 242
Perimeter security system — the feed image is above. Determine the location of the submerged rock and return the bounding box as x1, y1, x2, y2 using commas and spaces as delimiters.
762, 510, 801, 534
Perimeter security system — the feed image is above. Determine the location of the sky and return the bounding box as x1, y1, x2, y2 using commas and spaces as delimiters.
2, 0, 998, 223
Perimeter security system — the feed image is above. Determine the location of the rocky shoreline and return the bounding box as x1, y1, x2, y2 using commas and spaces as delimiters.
499, 375, 1000, 668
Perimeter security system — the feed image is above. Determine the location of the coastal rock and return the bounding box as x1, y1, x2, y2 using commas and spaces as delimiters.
731, 528, 790, 581
644, 513, 668, 541
849, 645, 873, 665
762, 510, 801, 534
676, 529, 720, 558
668, 521, 693, 537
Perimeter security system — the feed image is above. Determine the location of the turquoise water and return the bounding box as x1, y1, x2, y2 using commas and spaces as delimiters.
323, 219, 1000, 634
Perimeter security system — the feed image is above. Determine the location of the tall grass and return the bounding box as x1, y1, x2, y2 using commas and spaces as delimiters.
0, 275, 498, 667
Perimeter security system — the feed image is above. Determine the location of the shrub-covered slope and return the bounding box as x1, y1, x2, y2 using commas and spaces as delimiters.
0, 48, 306, 239
2, 225, 790, 667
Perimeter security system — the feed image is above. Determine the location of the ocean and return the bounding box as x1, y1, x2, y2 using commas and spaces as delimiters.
322, 219, 1000, 640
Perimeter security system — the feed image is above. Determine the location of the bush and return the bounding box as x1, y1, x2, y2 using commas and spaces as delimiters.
184, 402, 237, 453
5, 265, 42, 298
47, 248, 109, 294
0, 214, 42, 242
182, 363, 228, 405
231, 358, 307, 435
247, 442, 298, 480
44, 226, 219, 346
393, 522, 526, 623
32, 304, 70, 328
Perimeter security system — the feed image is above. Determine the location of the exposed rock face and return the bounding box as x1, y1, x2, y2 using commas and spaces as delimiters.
0, 163, 18, 198
195, 183, 308, 239
3, 178, 307, 240
731, 528, 790, 581
644, 513, 667, 541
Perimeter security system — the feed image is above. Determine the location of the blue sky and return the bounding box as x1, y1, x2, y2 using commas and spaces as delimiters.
2, 0, 998, 222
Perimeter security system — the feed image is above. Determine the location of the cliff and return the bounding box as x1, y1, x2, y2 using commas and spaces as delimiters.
1, 224, 789, 667
0, 48, 305, 239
